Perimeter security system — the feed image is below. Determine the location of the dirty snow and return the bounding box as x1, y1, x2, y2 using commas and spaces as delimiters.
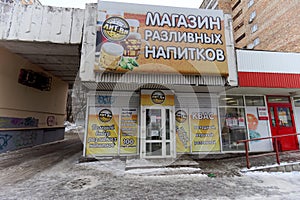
2, 156, 300, 199
1, 135, 300, 199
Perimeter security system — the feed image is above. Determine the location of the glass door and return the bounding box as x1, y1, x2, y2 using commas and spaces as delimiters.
141, 107, 174, 158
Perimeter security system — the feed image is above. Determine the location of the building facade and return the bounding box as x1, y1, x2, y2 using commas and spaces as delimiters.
0, 2, 83, 153
200, 0, 300, 52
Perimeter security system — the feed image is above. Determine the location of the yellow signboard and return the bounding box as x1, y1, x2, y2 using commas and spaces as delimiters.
175, 109, 190, 153
94, 2, 228, 76
120, 108, 138, 154
140, 90, 174, 106
190, 108, 220, 152
85, 107, 119, 156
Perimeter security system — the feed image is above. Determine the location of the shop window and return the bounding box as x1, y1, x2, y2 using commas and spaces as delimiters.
294, 97, 300, 107
267, 96, 290, 104
245, 96, 265, 106
219, 96, 244, 106
277, 107, 293, 127
219, 107, 247, 151
270, 107, 276, 127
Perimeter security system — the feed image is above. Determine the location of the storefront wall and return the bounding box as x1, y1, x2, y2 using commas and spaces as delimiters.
83, 91, 278, 158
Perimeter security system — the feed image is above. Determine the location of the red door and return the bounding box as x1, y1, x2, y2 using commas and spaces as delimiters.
268, 97, 299, 151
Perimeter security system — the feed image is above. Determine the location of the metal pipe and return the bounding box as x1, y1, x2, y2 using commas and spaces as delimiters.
245, 141, 250, 169
274, 138, 280, 165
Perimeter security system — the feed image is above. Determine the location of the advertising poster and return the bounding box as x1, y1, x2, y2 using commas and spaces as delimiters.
175, 109, 190, 153
94, 1, 228, 75
120, 108, 138, 154
85, 107, 119, 156
257, 107, 268, 120
140, 90, 174, 106
190, 108, 220, 152
246, 107, 273, 152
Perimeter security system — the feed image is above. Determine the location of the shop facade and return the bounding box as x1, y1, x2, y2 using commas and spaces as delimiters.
79, 1, 239, 158
79, 2, 299, 159
83, 90, 282, 158
227, 50, 300, 152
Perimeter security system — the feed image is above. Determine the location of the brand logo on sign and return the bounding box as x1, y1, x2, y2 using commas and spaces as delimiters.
98, 109, 113, 122
175, 110, 188, 123
102, 17, 130, 41
151, 91, 165, 104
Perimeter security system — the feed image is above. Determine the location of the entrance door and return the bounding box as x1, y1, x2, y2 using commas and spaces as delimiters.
141, 107, 175, 158
267, 97, 299, 151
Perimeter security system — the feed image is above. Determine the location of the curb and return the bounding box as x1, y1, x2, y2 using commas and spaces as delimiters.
241, 162, 300, 173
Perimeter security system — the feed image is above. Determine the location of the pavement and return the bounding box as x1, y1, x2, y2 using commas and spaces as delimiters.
1, 132, 300, 199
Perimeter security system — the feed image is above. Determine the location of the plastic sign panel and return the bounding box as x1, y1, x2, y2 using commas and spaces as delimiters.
140, 90, 174, 106
120, 108, 138, 154
190, 108, 220, 152
85, 107, 119, 156
175, 109, 190, 153
257, 107, 268, 120
94, 1, 228, 75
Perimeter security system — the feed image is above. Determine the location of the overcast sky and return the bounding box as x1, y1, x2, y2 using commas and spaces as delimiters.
39, 0, 203, 9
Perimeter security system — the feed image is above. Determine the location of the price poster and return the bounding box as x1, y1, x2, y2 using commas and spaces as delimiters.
120, 108, 138, 154
190, 108, 220, 152
175, 109, 190, 153
85, 107, 119, 156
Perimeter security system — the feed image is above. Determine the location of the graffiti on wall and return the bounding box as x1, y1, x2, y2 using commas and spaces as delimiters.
0, 117, 39, 128
0, 134, 12, 150
14, 131, 37, 148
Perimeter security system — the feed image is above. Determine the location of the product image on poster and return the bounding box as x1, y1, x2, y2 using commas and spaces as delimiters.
246, 107, 273, 152
120, 108, 138, 154
94, 2, 228, 76
175, 109, 190, 153
190, 108, 220, 152
85, 107, 119, 156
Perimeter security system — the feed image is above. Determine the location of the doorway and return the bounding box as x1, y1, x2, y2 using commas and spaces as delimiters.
267, 96, 299, 151
141, 107, 175, 158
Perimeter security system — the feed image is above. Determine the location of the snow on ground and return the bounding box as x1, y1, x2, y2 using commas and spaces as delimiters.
1, 134, 300, 199
2, 155, 300, 200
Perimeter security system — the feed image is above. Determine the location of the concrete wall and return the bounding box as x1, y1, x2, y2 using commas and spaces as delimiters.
0, 47, 68, 128
0, 128, 64, 153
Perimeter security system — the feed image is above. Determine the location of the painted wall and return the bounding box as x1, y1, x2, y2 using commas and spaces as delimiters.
0, 47, 68, 129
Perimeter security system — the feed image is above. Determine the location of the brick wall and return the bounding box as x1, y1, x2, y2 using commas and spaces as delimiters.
231, 0, 300, 52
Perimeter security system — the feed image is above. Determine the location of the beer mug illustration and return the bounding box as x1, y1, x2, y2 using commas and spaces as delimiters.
99, 42, 124, 70
126, 19, 139, 33
120, 32, 149, 58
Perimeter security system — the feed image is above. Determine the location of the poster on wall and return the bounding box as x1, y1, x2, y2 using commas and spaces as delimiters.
94, 1, 228, 75
120, 108, 138, 154
257, 107, 268, 120
246, 107, 273, 152
175, 109, 190, 153
85, 107, 119, 156
190, 108, 220, 152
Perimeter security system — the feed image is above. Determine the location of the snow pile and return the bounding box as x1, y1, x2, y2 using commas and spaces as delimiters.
64, 121, 78, 133
79, 159, 203, 177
